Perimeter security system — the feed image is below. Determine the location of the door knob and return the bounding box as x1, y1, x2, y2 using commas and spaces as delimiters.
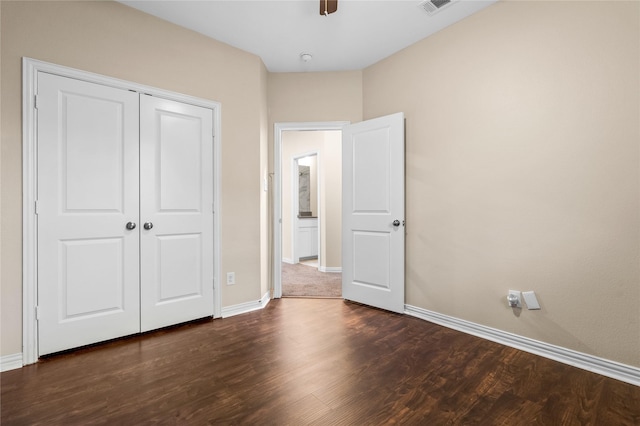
143, 222, 153, 230
126, 222, 136, 230
393, 220, 401, 227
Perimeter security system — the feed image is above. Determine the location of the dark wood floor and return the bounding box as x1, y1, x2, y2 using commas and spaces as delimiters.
2, 298, 639, 425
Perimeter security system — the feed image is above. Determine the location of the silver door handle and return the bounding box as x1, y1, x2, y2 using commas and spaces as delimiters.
126, 222, 136, 230
143, 222, 153, 230
393, 220, 400, 227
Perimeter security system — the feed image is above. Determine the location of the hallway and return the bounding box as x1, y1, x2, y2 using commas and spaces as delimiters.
281, 262, 341, 298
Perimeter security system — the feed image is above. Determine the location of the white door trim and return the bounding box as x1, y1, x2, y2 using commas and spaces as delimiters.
22, 57, 222, 365
273, 122, 348, 298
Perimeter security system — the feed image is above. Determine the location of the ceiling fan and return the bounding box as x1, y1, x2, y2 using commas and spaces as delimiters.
320, 0, 337, 16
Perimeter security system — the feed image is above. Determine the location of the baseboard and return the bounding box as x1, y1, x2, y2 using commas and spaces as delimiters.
1, 353, 23, 372
405, 304, 640, 387
260, 291, 271, 309
282, 258, 294, 264
221, 291, 271, 318
318, 266, 342, 273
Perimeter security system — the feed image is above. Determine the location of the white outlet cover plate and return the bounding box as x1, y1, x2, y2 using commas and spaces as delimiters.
522, 291, 541, 310
227, 272, 235, 285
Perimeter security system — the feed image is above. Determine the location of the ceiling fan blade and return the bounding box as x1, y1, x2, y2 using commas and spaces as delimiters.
320, 0, 338, 16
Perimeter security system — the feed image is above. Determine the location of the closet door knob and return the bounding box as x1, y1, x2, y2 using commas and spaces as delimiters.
126, 222, 136, 230
392, 220, 401, 227
143, 222, 154, 230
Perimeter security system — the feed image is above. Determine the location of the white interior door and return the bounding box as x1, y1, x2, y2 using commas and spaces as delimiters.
37, 73, 141, 355
139, 96, 214, 332
342, 113, 405, 313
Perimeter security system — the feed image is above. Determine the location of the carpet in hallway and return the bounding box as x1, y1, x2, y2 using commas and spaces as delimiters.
281, 262, 342, 298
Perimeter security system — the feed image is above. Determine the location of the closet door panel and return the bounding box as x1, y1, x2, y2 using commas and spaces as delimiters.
37, 73, 140, 355
157, 113, 202, 211
140, 96, 214, 332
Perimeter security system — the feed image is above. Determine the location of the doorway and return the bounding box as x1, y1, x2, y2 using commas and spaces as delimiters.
273, 122, 348, 299
291, 152, 319, 266
275, 114, 406, 308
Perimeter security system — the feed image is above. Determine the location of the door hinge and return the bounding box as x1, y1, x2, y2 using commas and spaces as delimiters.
34, 95, 39, 109
35, 306, 41, 320
35, 200, 40, 215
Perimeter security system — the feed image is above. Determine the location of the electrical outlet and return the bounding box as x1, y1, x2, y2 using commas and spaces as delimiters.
226, 272, 235, 285
507, 290, 522, 308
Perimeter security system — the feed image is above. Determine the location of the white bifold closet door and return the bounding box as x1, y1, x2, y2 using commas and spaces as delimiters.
37, 73, 214, 356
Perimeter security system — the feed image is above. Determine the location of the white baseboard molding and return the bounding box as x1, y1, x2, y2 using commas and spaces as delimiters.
260, 291, 271, 309
319, 266, 342, 273
282, 258, 294, 264
221, 291, 271, 318
405, 304, 640, 387
1, 353, 23, 372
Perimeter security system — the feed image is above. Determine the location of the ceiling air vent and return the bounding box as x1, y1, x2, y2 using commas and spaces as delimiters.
419, 0, 455, 16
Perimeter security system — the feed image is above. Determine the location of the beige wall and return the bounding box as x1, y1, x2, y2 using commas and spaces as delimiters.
363, 0, 639, 367
267, 71, 363, 124
308, 156, 318, 217
320, 131, 342, 268
0, 1, 267, 356
267, 71, 363, 169
281, 131, 342, 269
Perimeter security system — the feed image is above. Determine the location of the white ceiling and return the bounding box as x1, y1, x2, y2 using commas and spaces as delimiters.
119, 0, 498, 73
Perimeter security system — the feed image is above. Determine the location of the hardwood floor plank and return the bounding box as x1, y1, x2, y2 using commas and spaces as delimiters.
594, 379, 640, 425
2, 298, 639, 425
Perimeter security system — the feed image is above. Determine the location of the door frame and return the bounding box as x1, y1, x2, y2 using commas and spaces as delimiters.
22, 58, 222, 365
291, 151, 320, 265
273, 122, 348, 298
